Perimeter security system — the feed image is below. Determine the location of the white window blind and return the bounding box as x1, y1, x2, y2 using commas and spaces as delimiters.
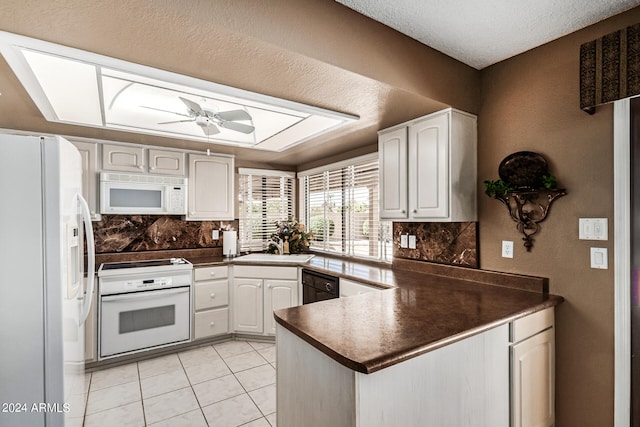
238, 168, 295, 252
299, 154, 391, 261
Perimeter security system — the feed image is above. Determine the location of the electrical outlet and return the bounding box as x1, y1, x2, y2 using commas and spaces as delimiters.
408, 235, 416, 249
502, 240, 514, 258
590, 247, 608, 269
400, 234, 408, 248
212, 230, 220, 240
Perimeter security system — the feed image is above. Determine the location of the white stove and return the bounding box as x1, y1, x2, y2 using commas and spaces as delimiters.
97, 258, 193, 359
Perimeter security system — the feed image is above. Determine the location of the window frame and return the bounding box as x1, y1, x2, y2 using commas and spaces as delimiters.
238, 168, 296, 252
298, 153, 391, 262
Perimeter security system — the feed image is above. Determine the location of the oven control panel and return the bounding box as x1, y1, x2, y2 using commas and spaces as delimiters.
123, 277, 172, 291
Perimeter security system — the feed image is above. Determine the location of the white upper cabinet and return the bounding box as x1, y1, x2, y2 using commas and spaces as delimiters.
103, 144, 185, 176
148, 149, 185, 176
378, 108, 477, 222
187, 154, 234, 220
378, 127, 408, 219
69, 140, 101, 221
102, 144, 145, 172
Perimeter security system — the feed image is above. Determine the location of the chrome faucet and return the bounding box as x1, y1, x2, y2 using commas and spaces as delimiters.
268, 238, 284, 255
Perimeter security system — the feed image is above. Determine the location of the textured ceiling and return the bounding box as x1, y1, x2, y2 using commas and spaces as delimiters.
336, 0, 640, 69
0, 0, 637, 168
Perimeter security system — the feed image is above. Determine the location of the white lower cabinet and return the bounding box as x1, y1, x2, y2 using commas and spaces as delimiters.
510, 308, 555, 427
233, 266, 298, 335
193, 266, 229, 340
233, 278, 264, 334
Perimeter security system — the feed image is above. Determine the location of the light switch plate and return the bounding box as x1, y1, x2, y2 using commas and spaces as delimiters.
579, 218, 608, 240
408, 235, 416, 249
400, 234, 408, 248
590, 247, 608, 269
212, 230, 220, 240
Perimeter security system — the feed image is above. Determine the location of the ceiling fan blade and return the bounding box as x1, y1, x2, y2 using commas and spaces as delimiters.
202, 123, 220, 136
179, 97, 204, 115
158, 119, 194, 125
219, 121, 255, 134
215, 109, 252, 122
141, 105, 191, 118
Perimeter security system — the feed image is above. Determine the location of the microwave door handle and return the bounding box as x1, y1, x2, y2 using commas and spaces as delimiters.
101, 287, 189, 302
77, 193, 95, 325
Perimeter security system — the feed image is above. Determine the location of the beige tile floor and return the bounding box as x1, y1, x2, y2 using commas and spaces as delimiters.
84, 340, 277, 427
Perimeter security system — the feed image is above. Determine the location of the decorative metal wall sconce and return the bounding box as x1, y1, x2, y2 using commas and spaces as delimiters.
484, 151, 567, 251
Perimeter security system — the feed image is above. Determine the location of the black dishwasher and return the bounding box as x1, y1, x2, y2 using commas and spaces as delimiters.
301, 269, 339, 304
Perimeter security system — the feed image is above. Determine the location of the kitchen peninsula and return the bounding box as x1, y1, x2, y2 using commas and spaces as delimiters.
274, 260, 563, 427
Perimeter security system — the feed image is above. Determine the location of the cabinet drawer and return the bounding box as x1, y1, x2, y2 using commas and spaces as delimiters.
195, 280, 229, 310
511, 308, 554, 343
194, 308, 229, 339
234, 265, 298, 280
194, 266, 228, 281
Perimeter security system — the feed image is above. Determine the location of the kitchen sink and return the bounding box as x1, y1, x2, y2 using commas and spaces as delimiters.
234, 253, 315, 263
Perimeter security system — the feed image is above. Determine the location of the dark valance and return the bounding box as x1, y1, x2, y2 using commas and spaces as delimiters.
580, 23, 640, 114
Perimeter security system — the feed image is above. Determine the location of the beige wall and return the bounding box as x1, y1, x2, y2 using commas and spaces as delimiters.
479, 7, 640, 426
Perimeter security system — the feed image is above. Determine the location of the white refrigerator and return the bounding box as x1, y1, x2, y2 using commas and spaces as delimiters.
0, 135, 95, 427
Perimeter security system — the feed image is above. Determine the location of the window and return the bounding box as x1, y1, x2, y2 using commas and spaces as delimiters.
238, 168, 295, 252
299, 154, 391, 261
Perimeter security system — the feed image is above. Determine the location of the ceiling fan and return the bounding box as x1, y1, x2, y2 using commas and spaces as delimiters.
142, 97, 255, 136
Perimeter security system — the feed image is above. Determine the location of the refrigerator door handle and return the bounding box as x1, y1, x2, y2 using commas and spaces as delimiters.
77, 193, 95, 325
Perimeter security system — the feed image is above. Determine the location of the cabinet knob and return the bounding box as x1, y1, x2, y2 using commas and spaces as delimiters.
190, 211, 195, 215
412, 209, 417, 213
210, 272, 216, 276
150, 166, 156, 170
210, 322, 215, 327
138, 165, 144, 170
210, 293, 215, 298
258, 283, 262, 288
267, 284, 272, 289
401, 209, 406, 214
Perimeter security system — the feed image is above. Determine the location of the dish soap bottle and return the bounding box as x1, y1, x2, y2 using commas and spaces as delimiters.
283, 236, 290, 254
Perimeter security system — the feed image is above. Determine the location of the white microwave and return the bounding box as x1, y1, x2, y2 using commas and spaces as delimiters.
100, 172, 187, 215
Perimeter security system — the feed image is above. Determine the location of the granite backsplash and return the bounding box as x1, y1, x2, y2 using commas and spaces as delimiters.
393, 222, 478, 268
92, 215, 238, 254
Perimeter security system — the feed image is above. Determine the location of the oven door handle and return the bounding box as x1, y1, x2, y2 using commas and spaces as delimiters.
101, 287, 189, 302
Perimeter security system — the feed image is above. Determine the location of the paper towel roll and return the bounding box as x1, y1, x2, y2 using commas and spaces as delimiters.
223, 231, 237, 257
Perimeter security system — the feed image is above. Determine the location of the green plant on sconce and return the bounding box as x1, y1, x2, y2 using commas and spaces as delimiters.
483, 179, 515, 197
541, 173, 557, 190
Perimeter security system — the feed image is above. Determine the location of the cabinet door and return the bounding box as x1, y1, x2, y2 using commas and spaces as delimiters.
408, 113, 449, 219
264, 280, 298, 335
188, 154, 234, 220
148, 149, 185, 176
379, 127, 408, 219
70, 140, 100, 221
102, 144, 145, 172
233, 278, 263, 334
511, 328, 555, 427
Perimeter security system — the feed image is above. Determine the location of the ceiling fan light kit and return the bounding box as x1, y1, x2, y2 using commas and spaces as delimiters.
0, 31, 358, 151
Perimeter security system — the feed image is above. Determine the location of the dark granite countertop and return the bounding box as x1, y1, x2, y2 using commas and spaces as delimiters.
274, 256, 563, 374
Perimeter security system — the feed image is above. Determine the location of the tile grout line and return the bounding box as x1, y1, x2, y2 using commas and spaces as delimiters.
180, 344, 213, 427
136, 361, 148, 427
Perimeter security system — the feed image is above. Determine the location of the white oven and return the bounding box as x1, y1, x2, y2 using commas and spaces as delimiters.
97, 259, 192, 359
100, 172, 187, 215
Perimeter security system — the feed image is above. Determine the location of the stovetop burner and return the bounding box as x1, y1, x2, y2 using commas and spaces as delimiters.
100, 258, 187, 270
98, 258, 192, 278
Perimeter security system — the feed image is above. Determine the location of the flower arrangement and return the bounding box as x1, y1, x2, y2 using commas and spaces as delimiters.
266, 217, 313, 254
